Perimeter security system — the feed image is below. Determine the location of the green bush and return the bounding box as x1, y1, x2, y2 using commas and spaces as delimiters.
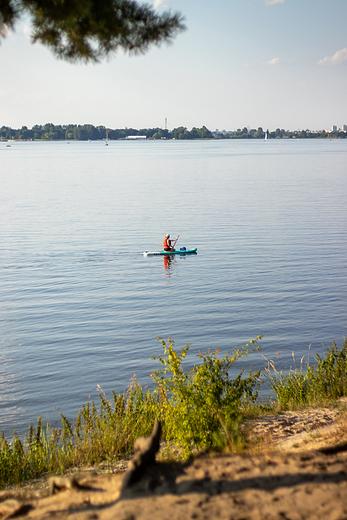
151, 336, 262, 456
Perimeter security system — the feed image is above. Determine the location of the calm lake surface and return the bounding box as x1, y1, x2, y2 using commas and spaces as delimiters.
1, 139, 347, 436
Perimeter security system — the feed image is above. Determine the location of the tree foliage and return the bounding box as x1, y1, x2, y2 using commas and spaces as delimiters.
0, 0, 185, 62
0, 123, 214, 140
214, 127, 347, 140
170, 125, 213, 140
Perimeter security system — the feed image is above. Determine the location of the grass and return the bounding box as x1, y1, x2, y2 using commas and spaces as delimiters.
0, 377, 158, 487
1, 335, 347, 488
264, 338, 347, 409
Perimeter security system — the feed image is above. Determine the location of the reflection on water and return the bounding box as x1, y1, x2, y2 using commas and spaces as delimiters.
163, 255, 175, 274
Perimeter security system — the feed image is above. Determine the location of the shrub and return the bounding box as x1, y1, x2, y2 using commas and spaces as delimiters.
151, 336, 262, 456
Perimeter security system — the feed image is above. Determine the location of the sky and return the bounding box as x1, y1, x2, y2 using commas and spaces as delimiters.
1, 0, 347, 132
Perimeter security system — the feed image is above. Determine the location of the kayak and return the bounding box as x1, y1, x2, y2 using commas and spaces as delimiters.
143, 248, 197, 257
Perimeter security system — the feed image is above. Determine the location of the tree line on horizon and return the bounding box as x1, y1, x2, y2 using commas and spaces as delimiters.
0, 124, 213, 141
1, 124, 345, 141
217, 127, 346, 140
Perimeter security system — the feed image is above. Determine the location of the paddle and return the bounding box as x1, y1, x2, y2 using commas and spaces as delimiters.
169, 234, 180, 253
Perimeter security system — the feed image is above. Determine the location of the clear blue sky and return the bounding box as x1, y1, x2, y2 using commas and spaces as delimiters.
1, 0, 347, 131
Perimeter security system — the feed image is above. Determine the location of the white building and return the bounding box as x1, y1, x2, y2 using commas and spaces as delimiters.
331, 125, 337, 132
342, 125, 347, 132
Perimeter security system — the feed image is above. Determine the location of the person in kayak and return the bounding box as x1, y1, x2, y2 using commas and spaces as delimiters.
163, 234, 175, 252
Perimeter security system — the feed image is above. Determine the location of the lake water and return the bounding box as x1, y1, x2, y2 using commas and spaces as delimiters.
1, 138, 347, 436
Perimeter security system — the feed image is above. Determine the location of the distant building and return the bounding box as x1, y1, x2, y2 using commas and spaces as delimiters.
342, 125, 347, 132
214, 129, 228, 135
331, 125, 337, 132
125, 135, 147, 140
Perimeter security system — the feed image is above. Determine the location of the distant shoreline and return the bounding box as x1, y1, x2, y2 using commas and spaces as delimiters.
1, 123, 346, 142
2, 136, 347, 143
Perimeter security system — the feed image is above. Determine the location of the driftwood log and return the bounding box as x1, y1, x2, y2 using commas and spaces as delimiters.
121, 420, 162, 491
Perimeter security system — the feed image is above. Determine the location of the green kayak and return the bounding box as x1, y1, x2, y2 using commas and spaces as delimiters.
143, 248, 197, 257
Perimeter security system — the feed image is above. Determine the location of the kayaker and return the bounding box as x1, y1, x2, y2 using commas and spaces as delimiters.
163, 234, 175, 252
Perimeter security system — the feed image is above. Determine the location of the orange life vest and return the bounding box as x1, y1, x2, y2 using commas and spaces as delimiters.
163, 237, 171, 249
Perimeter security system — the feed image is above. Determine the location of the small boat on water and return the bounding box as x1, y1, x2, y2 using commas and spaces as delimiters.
143, 248, 197, 257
